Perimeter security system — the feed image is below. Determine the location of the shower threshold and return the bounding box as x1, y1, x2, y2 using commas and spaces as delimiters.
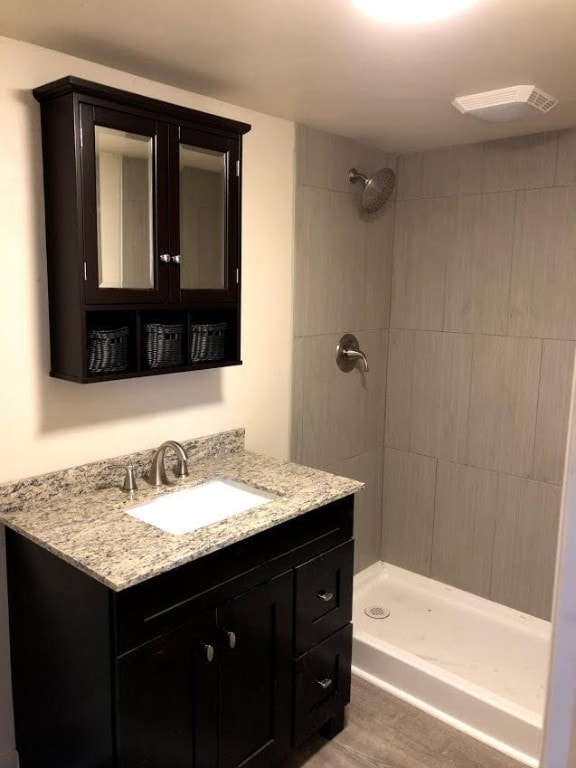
352, 563, 551, 767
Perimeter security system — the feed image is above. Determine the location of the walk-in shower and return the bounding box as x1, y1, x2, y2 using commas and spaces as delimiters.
293, 124, 566, 768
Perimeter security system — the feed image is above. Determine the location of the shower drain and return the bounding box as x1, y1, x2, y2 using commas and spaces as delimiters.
364, 605, 390, 620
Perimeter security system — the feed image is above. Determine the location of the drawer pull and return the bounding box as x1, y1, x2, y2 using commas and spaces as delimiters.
203, 643, 215, 663
226, 630, 236, 650
316, 677, 333, 690
317, 590, 334, 602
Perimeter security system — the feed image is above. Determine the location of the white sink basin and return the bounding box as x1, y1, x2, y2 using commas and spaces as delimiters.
126, 478, 276, 535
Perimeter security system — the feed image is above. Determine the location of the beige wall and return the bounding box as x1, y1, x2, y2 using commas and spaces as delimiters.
384, 131, 576, 620
0, 36, 295, 764
0, 36, 295, 480
291, 125, 396, 573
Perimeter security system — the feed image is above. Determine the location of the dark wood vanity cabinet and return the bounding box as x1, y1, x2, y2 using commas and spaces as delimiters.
117, 573, 292, 768
6, 497, 354, 768
117, 611, 219, 768
33, 77, 250, 382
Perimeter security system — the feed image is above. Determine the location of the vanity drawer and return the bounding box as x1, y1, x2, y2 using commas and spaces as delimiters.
293, 624, 352, 746
294, 540, 353, 655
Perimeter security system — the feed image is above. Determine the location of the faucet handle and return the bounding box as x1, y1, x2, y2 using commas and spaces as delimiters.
111, 463, 138, 493
336, 333, 369, 373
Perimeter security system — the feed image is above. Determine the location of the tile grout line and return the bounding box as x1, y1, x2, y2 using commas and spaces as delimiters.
429, 455, 439, 579
323, 447, 383, 477
298, 342, 305, 465
388, 194, 401, 332
297, 181, 380, 198
381, 194, 398, 452
293, 325, 394, 341
553, 131, 561, 187
479, 143, 486, 194
530, 338, 546, 479
440, 198, 449, 333
385, 326, 576, 343
504, 190, 519, 337
406, 330, 415, 455
395, 178, 576, 204
379, 446, 389, 562
464, 334, 477, 467
382, 444, 563, 488
486, 483, 500, 604
379, 183, 398, 561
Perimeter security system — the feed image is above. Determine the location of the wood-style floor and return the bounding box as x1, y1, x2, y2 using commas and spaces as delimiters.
282, 676, 521, 768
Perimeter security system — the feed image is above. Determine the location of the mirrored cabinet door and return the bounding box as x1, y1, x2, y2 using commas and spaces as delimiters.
179, 144, 225, 291
96, 126, 154, 290
81, 105, 170, 304
171, 127, 239, 303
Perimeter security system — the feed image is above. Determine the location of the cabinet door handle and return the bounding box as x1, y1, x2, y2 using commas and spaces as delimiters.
171, 254, 181, 265
225, 631, 236, 650
317, 590, 334, 602
203, 643, 215, 663
316, 677, 333, 690
159, 253, 171, 263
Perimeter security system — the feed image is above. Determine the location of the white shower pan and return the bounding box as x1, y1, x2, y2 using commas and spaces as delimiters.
352, 563, 551, 766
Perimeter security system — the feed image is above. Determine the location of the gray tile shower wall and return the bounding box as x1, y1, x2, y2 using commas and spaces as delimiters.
292, 125, 573, 619
291, 125, 397, 573
385, 129, 576, 620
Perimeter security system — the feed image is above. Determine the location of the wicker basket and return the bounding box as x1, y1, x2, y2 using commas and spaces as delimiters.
87, 326, 129, 375
190, 322, 227, 362
145, 323, 185, 368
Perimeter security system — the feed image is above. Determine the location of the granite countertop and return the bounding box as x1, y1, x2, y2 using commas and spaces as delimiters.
0, 430, 363, 591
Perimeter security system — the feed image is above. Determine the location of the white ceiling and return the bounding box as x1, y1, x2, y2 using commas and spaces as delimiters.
2, 0, 576, 151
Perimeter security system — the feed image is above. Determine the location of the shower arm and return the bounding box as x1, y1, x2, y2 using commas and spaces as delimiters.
348, 169, 368, 186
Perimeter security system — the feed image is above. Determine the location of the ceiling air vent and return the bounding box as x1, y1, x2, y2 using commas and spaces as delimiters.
452, 85, 558, 123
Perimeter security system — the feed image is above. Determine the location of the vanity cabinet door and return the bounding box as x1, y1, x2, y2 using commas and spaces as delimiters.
170, 126, 240, 304
116, 611, 218, 768
217, 571, 293, 768
80, 104, 170, 305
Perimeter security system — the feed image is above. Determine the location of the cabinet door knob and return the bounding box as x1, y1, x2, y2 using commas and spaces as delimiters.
225, 631, 236, 650
203, 643, 215, 663
316, 677, 333, 690
317, 590, 334, 602
159, 253, 171, 263
171, 254, 181, 265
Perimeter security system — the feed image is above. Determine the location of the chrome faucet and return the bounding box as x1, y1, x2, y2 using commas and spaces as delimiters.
148, 441, 190, 487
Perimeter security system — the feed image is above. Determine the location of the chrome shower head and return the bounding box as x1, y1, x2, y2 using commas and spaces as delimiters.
349, 167, 396, 213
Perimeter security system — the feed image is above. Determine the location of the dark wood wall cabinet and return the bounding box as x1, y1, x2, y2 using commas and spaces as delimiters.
7, 496, 354, 768
34, 77, 251, 382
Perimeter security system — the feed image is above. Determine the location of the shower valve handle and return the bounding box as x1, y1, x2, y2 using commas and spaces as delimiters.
342, 348, 369, 371
336, 334, 369, 373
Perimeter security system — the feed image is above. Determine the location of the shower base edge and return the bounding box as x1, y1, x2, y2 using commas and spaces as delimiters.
352, 562, 550, 767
